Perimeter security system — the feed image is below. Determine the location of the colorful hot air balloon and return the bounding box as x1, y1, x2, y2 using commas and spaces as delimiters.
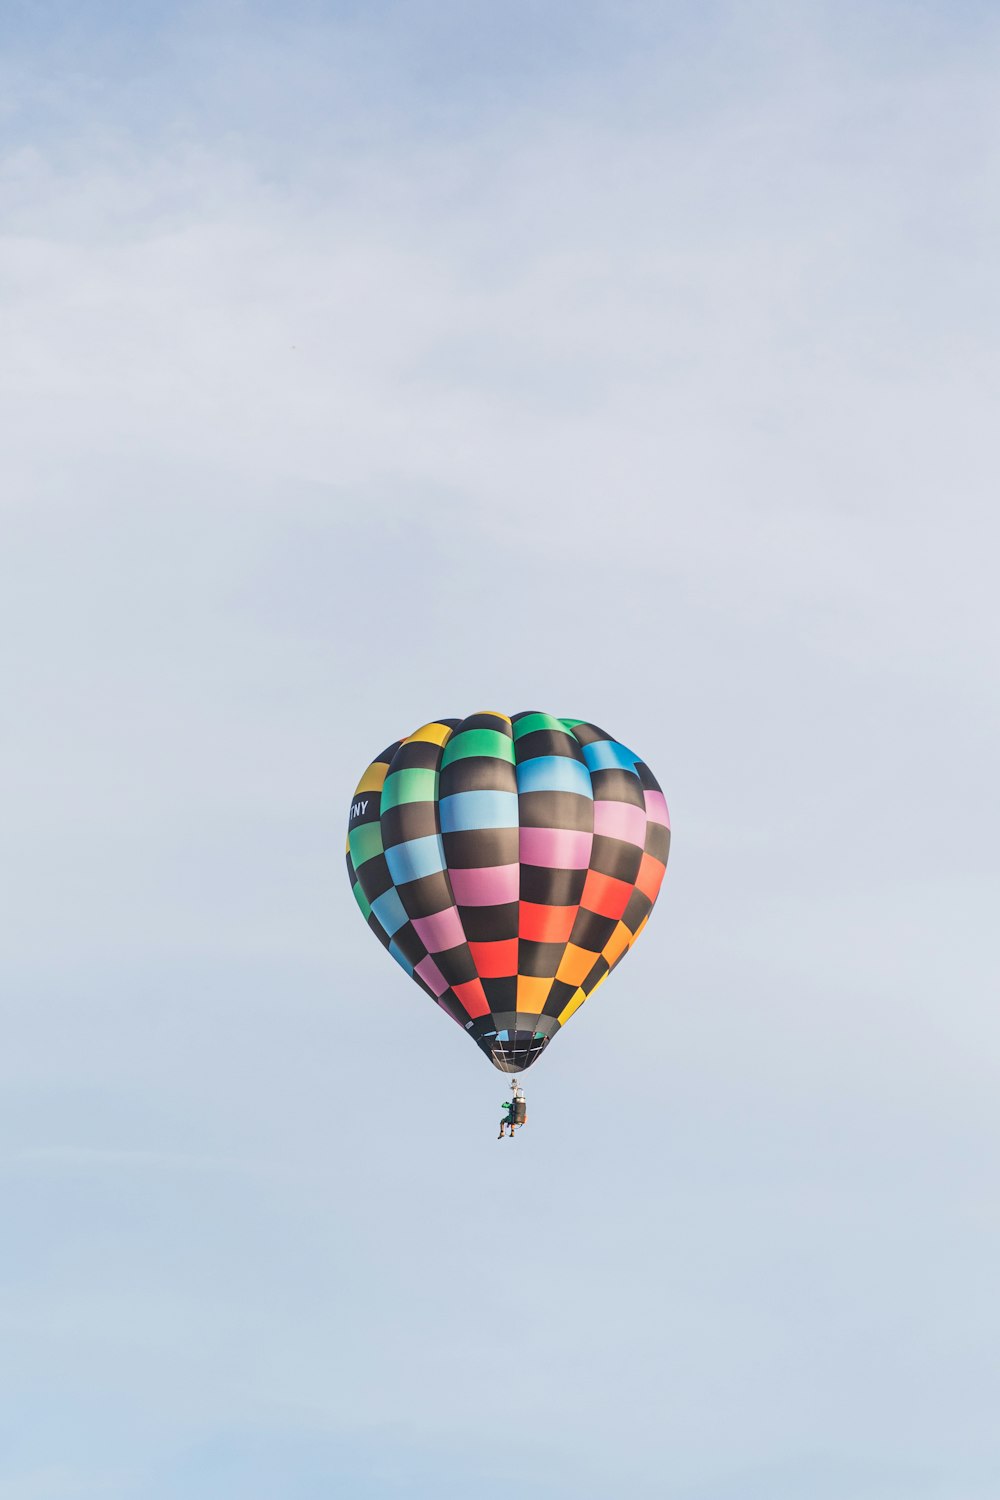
346, 711, 670, 1073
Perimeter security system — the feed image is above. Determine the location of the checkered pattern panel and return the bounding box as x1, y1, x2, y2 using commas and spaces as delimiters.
347, 711, 670, 1072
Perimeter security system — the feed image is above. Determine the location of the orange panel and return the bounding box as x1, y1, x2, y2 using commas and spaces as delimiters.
518, 901, 577, 944
516, 975, 551, 1014
635, 854, 666, 903
580, 869, 633, 920
452, 977, 490, 1018
555, 942, 598, 989
602, 920, 631, 969
468, 938, 518, 979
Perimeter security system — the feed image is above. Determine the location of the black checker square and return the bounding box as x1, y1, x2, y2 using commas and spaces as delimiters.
569, 907, 618, 953
589, 767, 646, 807
461, 901, 518, 943
519, 863, 587, 906
457, 712, 514, 736
635, 760, 662, 792
622, 887, 653, 934
380, 799, 439, 849
388, 738, 443, 773
437, 992, 469, 1027
517, 789, 593, 832
483, 975, 517, 1013
390, 918, 430, 971
581, 954, 610, 994
644, 821, 670, 863
514, 727, 585, 763
395, 870, 453, 920
441, 755, 517, 796
589, 833, 644, 883
443, 827, 519, 869
542, 978, 579, 1018
518, 940, 567, 978
565, 720, 610, 745
432, 941, 479, 988
355, 850, 393, 903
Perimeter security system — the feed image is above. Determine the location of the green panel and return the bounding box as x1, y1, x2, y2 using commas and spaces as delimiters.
514, 712, 573, 738
352, 880, 372, 921
381, 766, 439, 809
442, 728, 516, 764
559, 718, 586, 728
348, 820, 383, 868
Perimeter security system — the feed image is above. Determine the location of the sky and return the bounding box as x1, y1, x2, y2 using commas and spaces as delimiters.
2, 1, 999, 1496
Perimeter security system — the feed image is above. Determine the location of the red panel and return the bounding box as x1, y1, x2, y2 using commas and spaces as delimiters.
635, 853, 666, 903
518, 902, 578, 944
467, 938, 519, 979
452, 977, 490, 1018
580, 869, 633, 920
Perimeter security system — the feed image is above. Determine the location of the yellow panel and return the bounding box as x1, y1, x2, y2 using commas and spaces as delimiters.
403, 721, 454, 747
633, 914, 649, 941
354, 761, 389, 795
602, 920, 631, 969
516, 975, 551, 1014
557, 987, 587, 1026
555, 942, 597, 988
473, 709, 512, 724
345, 833, 351, 855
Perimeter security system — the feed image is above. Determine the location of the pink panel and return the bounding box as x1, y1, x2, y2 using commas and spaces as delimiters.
415, 954, 449, 997
644, 790, 670, 828
412, 907, 466, 953
448, 863, 521, 906
519, 826, 592, 869
593, 800, 647, 847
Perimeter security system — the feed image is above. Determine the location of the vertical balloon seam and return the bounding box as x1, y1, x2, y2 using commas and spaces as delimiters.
347, 741, 441, 999
437, 712, 496, 1056
489, 709, 517, 1072
514, 719, 545, 1055
621, 752, 660, 970
347, 743, 398, 957
431, 714, 506, 1040
351, 739, 447, 1013
380, 721, 469, 1028
513, 716, 546, 1063
512, 711, 591, 1049
484, 709, 521, 1072
564, 720, 613, 1019
566, 721, 652, 1015
631, 756, 668, 966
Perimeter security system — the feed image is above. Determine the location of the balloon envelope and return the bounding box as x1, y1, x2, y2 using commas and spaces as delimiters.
346, 711, 670, 1072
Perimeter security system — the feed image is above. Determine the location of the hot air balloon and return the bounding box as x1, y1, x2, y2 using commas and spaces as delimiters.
346, 711, 670, 1075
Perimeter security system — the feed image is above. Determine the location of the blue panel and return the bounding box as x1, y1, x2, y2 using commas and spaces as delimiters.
516, 755, 593, 797
371, 886, 408, 938
385, 833, 447, 885
388, 938, 413, 975
582, 739, 639, 773
438, 789, 519, 833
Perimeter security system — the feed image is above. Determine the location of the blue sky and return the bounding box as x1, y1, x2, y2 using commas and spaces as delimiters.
2, 3, 999, 1497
